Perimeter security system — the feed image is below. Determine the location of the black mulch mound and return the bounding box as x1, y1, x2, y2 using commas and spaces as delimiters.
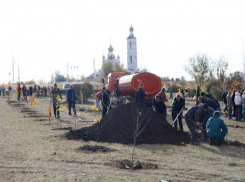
65, 103, 190, 145
77, 145, 115, 153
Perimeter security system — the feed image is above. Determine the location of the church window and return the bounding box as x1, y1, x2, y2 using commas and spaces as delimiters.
130, 55, 132, 63
130, 42, 132, 49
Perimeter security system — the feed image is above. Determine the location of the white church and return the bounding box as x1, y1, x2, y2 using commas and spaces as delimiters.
102, 26, 138, 73
87, 26, 138, 81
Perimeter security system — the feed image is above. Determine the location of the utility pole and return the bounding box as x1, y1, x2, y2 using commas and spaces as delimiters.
67, 62, 69, 82
243, 43, 245, 88
18, 59, 20, 83
5, 46, 15, 88
93, 58, 95, 89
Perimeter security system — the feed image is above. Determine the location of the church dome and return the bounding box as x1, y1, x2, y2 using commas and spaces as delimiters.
108, 44, 114, 52
129, 26, 134, 32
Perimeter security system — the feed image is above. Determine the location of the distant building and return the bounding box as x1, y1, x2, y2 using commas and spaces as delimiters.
102, 44, 120, 65
86, 69, 102, 82
87, 26, 138, 81
101, 26, 138, 72
127, 26, 137, 72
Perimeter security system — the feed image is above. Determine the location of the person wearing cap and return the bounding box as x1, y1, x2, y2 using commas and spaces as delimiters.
172, 94, 185, 131
51, 83, 62, 118
136, 83, 148, 104
152, 95, 166, 118
66, 85, 77, 116
100, 86, 110, 118
206, 111, 228, 146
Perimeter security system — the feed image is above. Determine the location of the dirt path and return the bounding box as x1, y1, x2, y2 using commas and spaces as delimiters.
0, 97, 245, 182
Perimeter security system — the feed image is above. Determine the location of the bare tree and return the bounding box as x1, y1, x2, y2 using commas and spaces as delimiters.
184, 54, 214, 87
126, 104, 151, 169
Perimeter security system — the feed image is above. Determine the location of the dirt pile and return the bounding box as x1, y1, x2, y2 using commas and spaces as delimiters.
66, 103, 190, 145
77, 145, 115, 153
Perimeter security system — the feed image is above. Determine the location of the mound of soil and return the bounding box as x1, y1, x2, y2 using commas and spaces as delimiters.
66, 103, 190, 145
77, 145, 115, 153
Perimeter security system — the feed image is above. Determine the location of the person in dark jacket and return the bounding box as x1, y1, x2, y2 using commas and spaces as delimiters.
194, 103, 215, 140
51, 83, 62, 118
22, 84, 27, 101
196, 86, 201, 104
226, 91, 233, 120
43, 86, 47, 97
29, 86, 33, 97
33, 85, 37, 97
136, 83, 147, 104
201, 92, 220, 111
206, 111, 228, 146
100, 86, 110, 118
152, 95, 166, 119
172, 94, 185, 131
232, 90, 236, 118
222, 90, 228, 112
66, 85, 77, 116
184, 105, 203, 145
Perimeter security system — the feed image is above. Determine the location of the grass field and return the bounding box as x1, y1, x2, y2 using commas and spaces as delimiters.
0, 95, 244, 182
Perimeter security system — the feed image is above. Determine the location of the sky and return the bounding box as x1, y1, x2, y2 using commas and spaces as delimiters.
0, 0, 245, 85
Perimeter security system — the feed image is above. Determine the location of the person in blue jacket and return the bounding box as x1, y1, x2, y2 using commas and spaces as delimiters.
66, 85, 77, 116
172, 94, 185, 131
206, 111, 228, 146
136, 83, 148, 104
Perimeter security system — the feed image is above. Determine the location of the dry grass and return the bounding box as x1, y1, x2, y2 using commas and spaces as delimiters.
0, 96, 244, 182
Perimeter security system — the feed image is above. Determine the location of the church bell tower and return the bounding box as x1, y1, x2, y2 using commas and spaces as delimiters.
127, 26, 137, 72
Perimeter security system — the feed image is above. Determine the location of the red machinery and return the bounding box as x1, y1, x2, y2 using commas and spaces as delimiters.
105, 72, 161, 106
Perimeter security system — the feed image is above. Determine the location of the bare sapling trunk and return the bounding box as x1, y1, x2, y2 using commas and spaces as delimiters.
127, 104, 151, 169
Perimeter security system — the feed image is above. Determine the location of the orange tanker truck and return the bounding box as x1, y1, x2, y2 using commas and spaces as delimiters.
103, 72, 162, 106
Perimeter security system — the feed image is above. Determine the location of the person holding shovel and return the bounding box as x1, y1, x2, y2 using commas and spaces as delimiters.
172, 94, 185, 131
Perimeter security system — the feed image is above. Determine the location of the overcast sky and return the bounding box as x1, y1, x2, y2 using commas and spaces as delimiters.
0, 0, 245, 84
